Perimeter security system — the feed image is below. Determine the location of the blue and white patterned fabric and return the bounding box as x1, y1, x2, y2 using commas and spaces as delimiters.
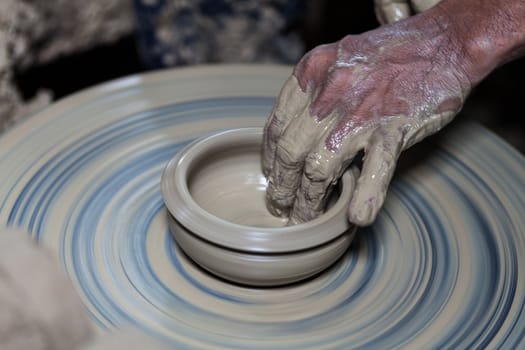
134, 0, 306, 68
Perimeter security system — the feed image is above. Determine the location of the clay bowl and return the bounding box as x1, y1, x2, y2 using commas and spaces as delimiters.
161, 128, 356, 286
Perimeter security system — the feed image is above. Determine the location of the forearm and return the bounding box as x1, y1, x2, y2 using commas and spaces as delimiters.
434, 0, 525, 85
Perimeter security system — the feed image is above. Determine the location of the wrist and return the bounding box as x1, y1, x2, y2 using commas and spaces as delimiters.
433, 0, 525, 85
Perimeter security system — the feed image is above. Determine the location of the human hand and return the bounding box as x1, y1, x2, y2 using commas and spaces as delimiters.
374, 0, 441, 24
262, 10, 472, 226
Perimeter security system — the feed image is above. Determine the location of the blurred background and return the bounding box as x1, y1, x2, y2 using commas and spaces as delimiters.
3, 0, 524, 153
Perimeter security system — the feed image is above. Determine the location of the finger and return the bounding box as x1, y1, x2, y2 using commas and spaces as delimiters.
374, 0, 411, 24
348, 127, 404, 226
262, 75, 309, 176
290, 165, 360, 225
289, 129, 370, 223
411, 0, 441, 13
294, 44, 338, 91
265, 106, 336, 217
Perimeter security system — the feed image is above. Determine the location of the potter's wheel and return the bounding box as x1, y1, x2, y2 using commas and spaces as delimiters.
1, 65, 524, 349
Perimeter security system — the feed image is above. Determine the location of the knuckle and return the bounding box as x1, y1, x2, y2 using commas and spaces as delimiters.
304, 151, 335, 182
294, 44, 336, 78
266, 182, 295, 206
276, 138, 307, 166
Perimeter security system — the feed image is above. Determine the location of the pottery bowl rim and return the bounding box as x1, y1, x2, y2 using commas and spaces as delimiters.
161, 127, 354, 253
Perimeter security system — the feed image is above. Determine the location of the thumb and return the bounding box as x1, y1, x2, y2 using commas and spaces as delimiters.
374, 0, 411, 24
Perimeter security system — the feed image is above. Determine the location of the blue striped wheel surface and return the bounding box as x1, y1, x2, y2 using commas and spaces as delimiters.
1, 65, 524, 349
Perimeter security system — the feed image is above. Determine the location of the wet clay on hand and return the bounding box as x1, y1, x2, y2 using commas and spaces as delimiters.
262, 8, 472, 226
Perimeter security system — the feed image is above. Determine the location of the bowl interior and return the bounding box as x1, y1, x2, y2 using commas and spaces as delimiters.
187, 142, 288, 228
186, 136, 340, 228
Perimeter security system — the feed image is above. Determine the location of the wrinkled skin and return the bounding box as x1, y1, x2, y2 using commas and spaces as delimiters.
262, 11, 472, 226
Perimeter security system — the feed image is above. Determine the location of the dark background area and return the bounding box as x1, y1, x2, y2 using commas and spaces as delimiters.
14, 1, 524, 153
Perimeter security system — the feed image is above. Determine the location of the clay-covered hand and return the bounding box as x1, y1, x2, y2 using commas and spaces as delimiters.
262, 13, 472, 226
374, 0, 441, 24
